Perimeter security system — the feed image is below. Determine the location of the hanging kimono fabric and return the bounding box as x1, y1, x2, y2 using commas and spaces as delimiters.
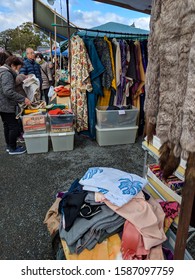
104, 36, 117, 107
115, 39, 128, 106
140, 40, 148, 73
132, 40, 145, 108
94, 37, 114, 107
70, 35, 94, 132
112, 38, 122, 106
125, 40, 137, 106
82, 37, 105, 139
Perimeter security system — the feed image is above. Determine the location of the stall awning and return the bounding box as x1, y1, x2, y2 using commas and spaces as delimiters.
32, 0, 78, 42
77, 21, 149, 38
93, 0, 152, 15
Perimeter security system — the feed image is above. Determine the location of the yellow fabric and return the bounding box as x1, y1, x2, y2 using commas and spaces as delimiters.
98, 88, 111, 106
163, 217, 174, 233
104, 36, 117, 90
24, 109, 39, 114
97, 36, 117, 107
61, 234, 121, 260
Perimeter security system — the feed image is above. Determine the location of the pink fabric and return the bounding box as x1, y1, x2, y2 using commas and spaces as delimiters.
121, 220, 149, 260
147, 245, 164, 260
104, 191, 167, 250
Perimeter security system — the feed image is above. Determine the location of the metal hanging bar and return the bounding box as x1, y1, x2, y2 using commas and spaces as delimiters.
51, 23, 149, 38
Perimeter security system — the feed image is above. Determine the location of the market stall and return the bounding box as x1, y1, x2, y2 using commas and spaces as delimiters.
34, 0, 195, 260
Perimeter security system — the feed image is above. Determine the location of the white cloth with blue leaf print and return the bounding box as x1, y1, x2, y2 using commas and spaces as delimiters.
79, 167, 148, 207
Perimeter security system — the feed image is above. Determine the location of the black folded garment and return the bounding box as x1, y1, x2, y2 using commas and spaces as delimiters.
59, 191, 88, 232
106, 105, 120, 111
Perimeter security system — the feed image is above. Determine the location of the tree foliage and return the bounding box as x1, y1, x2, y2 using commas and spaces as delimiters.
0, 22, 50, 53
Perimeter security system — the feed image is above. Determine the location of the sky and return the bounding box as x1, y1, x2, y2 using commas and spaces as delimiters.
0, 0, 150, 33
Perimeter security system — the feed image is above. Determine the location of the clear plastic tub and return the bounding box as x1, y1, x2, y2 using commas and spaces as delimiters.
23, 132, 49, 154
50, 131, 75, 152
95, 125, 138, 146
96, 106, 139, 128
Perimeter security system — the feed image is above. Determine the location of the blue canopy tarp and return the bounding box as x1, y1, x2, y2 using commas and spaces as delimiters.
52, 48, 68, 57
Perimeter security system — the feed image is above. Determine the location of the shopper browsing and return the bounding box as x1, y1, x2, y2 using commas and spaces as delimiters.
0, 56, 31, 155
19, 48, 42, 86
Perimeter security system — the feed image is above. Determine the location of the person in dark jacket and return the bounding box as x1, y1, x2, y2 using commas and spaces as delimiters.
1, 51, 25, 143
19, 48, 42, 86
0, 56, 31, 155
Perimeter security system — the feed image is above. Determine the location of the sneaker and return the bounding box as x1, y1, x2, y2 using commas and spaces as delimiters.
9, 146, 26, 155
6, 145, 10, 152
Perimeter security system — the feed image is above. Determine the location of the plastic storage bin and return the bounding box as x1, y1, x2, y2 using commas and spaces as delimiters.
22, 114, 47, 133
23, 132, 49, 154
48, 114, 74, 132
96, 106, 139, 128
50, 131, 75, 152
95, 125, 138, 146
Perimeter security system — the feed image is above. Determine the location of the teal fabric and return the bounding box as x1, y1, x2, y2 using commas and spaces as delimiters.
81, 38, 105, 139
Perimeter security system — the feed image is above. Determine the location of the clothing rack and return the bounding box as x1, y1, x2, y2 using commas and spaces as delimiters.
51, 23, 149, 39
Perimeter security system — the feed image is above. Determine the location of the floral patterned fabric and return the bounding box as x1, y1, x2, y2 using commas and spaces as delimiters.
79, 167, 148, 207
159, 201, 180, 232
70, 35, 94, 132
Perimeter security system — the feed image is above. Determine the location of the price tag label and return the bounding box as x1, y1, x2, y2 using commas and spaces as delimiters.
118, 110, 126, 115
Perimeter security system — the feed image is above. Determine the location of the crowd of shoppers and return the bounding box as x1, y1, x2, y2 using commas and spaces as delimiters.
0, 48, 53, 155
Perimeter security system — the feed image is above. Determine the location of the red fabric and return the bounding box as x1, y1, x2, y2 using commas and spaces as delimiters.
57, 91, 70, 97
54, 86, 70, 97
54, 86, 65, 92
159, 201, 180, 219
121, 220, 149, 260
48, 109, 65, 115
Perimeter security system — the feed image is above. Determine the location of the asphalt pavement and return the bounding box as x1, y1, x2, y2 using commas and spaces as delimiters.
0, 121, 149, 259
0, 121, 194, 260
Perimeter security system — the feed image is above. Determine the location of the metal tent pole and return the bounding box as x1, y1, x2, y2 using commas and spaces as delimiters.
66, 0, 71, 85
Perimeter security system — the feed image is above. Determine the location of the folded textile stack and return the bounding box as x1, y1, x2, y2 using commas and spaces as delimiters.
48, 108, 74, 133
44, 167, 173, 260
54, 85, 70, 97
149, 164, 184, 195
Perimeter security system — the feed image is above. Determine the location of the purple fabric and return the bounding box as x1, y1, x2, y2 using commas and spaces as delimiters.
162, 247, 174, 260
56, 192, 66, 198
